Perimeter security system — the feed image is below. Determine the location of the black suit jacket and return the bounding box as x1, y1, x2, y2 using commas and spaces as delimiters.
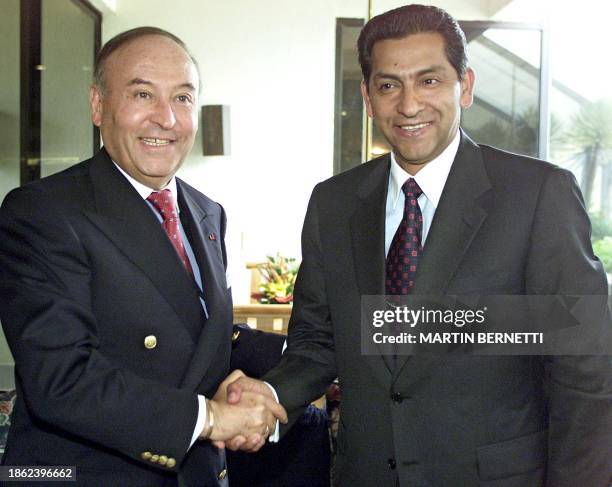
265, 133, 612, 486
0, 149, 233, 486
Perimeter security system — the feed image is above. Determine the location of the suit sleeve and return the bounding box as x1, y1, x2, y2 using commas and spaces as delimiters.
264, 185, 338, 414
525, 167, 612, 485
0, 186, 198, 470
230, 324, 285, 378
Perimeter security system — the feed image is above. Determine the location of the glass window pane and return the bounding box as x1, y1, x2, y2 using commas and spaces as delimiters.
0, 0, 20, 390
461, 25, 542, 158
371, 123, 390, 158
334, 18, 365, 174
546, 1, 612, 277
40, 0, 96, 177
0, 0, 21, 199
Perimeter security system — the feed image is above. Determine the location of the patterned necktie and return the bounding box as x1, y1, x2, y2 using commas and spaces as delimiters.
385, 178, 423, 295
147, 189, 194, 277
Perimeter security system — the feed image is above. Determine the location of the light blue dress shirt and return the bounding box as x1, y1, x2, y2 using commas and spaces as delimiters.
385, 131, 460, 254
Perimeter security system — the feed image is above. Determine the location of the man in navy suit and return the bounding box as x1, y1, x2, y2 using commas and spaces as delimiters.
225, 5, 612, 486
0, 27, 285, 486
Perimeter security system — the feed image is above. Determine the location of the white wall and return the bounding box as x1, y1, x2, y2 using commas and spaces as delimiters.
372, 0, 510, 18
101, 0, 502, 303
41, 0, 96, 176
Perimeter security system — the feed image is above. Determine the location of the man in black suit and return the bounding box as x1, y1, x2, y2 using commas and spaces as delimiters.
226, 5, 612, 486
0, 27, 285, 486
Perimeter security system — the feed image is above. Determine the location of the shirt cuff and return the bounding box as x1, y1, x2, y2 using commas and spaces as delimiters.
264, 382, 280, 443
189, 395, 207, 449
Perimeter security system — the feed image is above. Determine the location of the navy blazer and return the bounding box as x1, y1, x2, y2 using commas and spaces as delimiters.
0, 149, 233, 486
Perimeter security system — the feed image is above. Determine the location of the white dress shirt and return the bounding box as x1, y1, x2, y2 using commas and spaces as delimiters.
385, 131, 460, 254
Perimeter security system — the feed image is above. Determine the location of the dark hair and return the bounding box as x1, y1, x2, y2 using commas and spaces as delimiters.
357, 4, 468, 84
93, 26, 200, 94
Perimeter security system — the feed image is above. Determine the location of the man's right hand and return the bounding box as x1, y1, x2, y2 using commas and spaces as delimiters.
204, 374, 287, 452
225, 375, 287, 451
226, 375, 276, 406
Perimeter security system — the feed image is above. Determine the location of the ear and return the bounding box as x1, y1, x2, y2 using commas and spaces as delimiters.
90, 85, 103, 127
459, 68, 475, 109
361, 79, 374, 118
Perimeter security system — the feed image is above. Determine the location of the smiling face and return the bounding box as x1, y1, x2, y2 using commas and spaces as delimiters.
90, 35, 199, 189
362, 32, 474, 174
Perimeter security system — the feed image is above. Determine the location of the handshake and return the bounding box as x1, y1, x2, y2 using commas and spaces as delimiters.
200, 370, 288, 452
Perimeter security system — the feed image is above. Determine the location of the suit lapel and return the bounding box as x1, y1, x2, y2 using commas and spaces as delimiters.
349, 157, 396, 379
412, 133, 491, 294
177, 182, 227, 308
350, 157, 389, 297
83, 150, 204, 339
394, 133, 492, 378
177, 182, 232, 390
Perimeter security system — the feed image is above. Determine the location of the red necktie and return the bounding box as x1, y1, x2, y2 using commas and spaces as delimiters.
147, 189, 194, 277
385, 178, 423, 295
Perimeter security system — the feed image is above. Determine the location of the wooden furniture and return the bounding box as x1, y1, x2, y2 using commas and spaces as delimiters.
235, 262, 292, 334
233, 304, 291, 335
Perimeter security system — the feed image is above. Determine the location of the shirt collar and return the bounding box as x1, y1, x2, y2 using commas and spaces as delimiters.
389, 130, 460, 210
112, 161, 179, 212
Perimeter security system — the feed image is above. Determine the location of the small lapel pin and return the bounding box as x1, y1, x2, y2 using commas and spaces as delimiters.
208, 233, 217, 241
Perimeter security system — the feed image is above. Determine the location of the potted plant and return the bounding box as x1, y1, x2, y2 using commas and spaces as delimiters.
251, 254, 298, 304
